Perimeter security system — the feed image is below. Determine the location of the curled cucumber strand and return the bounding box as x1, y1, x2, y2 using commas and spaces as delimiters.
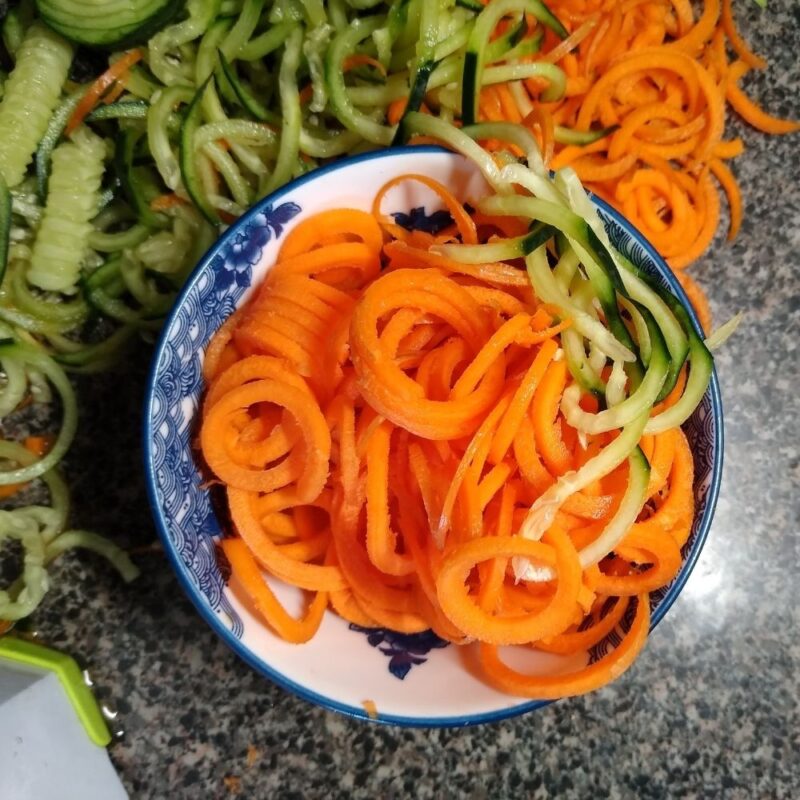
0, 342, 77, 486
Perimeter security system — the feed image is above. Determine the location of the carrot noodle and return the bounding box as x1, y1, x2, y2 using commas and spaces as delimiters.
199, 172, 704, 700
676, 272, 712, 335
65, 49, 143, 136
149, 193, 190, 212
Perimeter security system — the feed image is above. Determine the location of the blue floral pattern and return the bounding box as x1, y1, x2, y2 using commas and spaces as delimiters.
392, 206, 454, 235
213, 204, 300, 292
349, 625, 449, 680
149, 201, 301, 640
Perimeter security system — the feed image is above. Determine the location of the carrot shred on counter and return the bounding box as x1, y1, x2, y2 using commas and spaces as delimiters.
0, 434, 57, 498
199, 178, 698, 700
362, 700, 379, 719
466, 0, 798, 324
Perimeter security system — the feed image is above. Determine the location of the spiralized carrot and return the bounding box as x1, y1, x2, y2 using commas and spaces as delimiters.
221, 539, 328, 643
199, 180, 701, 701
676, 272, 712, 334
477, 594, 650, 699
467, 0, 799, 325
65, 50, 142, 136
720, 0, 766, 70
725, 62, 800, 135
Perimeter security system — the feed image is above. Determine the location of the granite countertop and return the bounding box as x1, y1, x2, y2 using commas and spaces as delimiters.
8, 3, 799, 798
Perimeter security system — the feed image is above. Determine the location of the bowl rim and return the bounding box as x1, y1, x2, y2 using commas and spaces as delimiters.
143, 145, 724, 727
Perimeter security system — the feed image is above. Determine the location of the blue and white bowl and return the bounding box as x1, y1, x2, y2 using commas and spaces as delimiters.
143, 147, 723, 726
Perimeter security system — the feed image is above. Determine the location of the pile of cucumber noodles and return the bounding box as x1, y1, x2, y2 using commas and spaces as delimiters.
0, 0, 730, 625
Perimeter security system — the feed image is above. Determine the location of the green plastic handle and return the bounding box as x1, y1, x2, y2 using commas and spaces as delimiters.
0, 636, 112, 747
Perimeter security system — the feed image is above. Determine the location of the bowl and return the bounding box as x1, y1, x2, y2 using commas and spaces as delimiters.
143, 146, 723, 726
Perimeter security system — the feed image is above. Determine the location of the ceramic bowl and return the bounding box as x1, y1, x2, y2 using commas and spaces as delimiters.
143, 147, 723, 726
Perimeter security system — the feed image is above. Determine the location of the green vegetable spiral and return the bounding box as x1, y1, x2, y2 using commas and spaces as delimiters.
27, 128, 106, 293
0, 23, 73, 188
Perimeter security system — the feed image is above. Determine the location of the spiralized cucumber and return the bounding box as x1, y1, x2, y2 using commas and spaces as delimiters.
27, 128, 106, 293
35, 0, 180, 48
149, 0, 222, 86
0, 438, 138, 622
0, 341, 78, 486
0, 510, 49, 621
261, 25, 304, 195
0, 23, 73, 189
0, 171, 10, 284
326, 17, 396, 145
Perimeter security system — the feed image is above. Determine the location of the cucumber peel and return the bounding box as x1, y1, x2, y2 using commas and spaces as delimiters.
35, 0, 182, 48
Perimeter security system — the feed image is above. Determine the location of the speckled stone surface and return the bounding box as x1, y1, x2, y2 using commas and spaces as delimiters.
6, 4, 799, 798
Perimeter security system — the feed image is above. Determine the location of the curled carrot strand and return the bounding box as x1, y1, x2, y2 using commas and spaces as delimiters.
65, 50, 143, 135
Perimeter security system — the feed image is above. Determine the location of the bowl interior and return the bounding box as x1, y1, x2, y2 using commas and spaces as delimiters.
144, 147, 722, 726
